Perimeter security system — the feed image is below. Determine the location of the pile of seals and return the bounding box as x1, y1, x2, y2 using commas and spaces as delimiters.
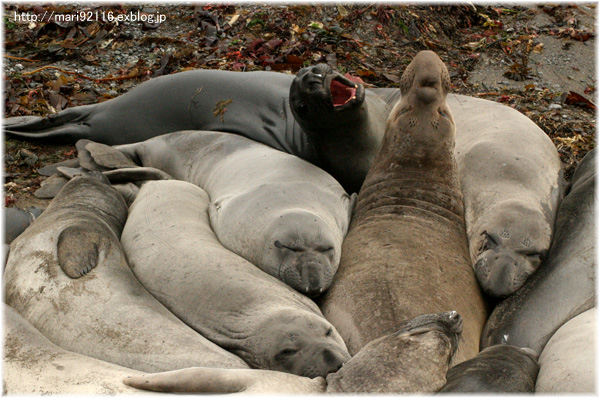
4, 50, 595, 394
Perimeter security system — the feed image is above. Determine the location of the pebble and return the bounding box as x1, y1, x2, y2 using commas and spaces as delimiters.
549, 104, 562, 110
19, 149, 38, 167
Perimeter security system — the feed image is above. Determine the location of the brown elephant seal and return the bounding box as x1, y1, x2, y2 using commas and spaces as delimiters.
3, 174, 248, 373
3, 304, 149, 394
535, 307, 596, 393
289, 63, 387, 193
481, 148, 596, 354
122, 179, 350, 377
78, 131, 354, 297
438, 344, 539, 393
318, 50, 487, 364
123, 311, 462, 394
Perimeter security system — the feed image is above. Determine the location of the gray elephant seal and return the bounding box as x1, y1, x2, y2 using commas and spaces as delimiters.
3, 174, 248, 373
123, 311, 462, 394
3, 304, 147, 394
481, 148, 596, 354
289, 64, 387, 193
438, 344, 539, 393
4, 206, 44, 244
4, 69, 317, 162
122, 180, 350, 377
535, 307, 596, 393
79, 131, 353, 297
318, 51, 487, 364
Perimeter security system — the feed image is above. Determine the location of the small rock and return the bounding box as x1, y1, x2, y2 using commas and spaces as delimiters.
19, 149, 38, 167
549, 104, 562, 110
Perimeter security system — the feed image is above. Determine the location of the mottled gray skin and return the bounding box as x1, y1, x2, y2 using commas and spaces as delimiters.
536, 307, 596, 393
3, 305, 147, 394
318, 51, 488, 365
7, 66, 564, 297
122, 311, 462, 394
122, 180, 350, 377
439, 345, 539, 393
481, 148, 596, 354
4, 174, 248, 373
79, 131, 353, 297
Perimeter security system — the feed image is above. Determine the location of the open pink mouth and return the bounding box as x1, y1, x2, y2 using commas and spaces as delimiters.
330, 73, 363, 108
330, 80, 356, 107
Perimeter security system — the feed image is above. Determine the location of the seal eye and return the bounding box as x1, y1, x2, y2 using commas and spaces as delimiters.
296, 102, 308, 116
438, 109, 450, 120
280, 348, 298, 356
325, 327, 333, 337
318, 246, 333, 253
479, 231, 500, 252
274, 240, 283, 249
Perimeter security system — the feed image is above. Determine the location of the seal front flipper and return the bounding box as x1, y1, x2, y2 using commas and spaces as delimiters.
57, 223, 110, 278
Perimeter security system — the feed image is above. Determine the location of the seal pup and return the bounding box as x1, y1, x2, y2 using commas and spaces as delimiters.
4, 173, 248, 373
481, 148, 596, 354
438, 344, 539, 392
289, 63, 388, 193
318, 51, 487, 364
78, 131, 354, 297
122, 311, 462, 394
3, 304, 148, 394
4, 69, 317, 162
122, 179, 350, 377
535, 307, 596, 393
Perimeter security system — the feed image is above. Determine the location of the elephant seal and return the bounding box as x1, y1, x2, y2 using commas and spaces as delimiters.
481, 148, 596, 354
4, 206, 44, 244
289, 63, 387, 193
7, 65, 563, 294
123, 311, 462, 394
3, 174, 249, 372
3, 304, 147, 394
4, 69, 317, 162
79, 131, 354, 296
438, 344, 539, 393
318, 51, 487, 364
535, 307, 596, 393
122, 179, 350, 377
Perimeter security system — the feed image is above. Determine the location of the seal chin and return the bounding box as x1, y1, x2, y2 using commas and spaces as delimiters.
474, 251, 535, 298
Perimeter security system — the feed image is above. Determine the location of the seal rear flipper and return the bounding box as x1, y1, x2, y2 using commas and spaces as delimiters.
85, 141, 139, 169
76, 139, 111, 171
57, 223, 110, 278
103, 167, 173, 183
123, 368, 248, 393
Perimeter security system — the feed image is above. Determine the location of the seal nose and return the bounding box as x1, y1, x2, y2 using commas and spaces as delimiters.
484, 253, 520, 297
322, 348, 345, 374
297, 261, 324, 296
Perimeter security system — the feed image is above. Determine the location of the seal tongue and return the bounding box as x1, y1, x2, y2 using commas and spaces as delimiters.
330, 79, 357, 107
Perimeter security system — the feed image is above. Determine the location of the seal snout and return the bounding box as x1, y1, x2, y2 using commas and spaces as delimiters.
475, 251, 531, 298
322, 347, 346, 373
